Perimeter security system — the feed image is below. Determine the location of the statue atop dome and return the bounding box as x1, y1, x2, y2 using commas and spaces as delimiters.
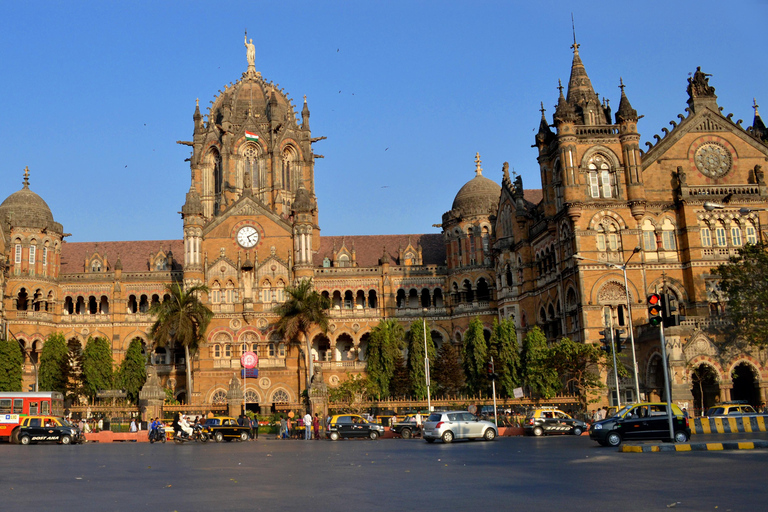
244, 31, 257, 74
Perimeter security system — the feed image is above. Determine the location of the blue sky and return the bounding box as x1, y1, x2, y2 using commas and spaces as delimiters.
2, 1, 766, 243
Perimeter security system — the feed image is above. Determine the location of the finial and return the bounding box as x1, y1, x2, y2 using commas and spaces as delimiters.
23, 166, 30, 188
619, 77, 626, 94
196, 98, 199, 107
754, 98, 759, 116
570, 13, 580, 53
540, 101, 546, 117
474, 152, 483, 176
557, 79, 564, 95
304, 95, 307, 103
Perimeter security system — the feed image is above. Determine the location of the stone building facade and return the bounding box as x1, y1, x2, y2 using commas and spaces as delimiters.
3, 42, 767, 414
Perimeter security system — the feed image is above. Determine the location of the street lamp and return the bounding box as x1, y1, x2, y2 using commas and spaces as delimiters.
703, 201, 724, 211
739, 207, 768, 215
574, 247, 642, 403
422, 309, 432, 413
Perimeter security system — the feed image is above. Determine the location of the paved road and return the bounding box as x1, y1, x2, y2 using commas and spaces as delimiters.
2, 433, 767, 511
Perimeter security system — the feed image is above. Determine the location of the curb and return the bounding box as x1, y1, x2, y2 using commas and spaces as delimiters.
620, 439, 768, 453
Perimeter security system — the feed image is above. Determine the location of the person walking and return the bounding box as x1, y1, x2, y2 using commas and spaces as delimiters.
279, 415, 287, 439
303, 411, 312, 440
312, 413, 320, 440
129, 419, 137, 432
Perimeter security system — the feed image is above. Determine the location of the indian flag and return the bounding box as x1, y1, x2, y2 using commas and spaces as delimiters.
245, 131, 259, 141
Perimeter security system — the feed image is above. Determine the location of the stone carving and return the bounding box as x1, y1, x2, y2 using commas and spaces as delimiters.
687, 67, 716, 98
755, 165, 765, 186
675, 166, 687, 187
598, 281, 630, 304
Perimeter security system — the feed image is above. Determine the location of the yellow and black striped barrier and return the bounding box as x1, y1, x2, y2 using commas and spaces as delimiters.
621, 440, 768, 453
691, 415, 768, 435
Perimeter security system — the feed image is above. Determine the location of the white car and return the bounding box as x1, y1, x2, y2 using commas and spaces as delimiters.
422, 410, 498, 443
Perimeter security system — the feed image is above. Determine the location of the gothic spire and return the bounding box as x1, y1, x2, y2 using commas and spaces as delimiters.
615, 78, 638, 124
553, 79, 577, 125
566, 39, 599, 109
750, 98, 767, 142
535, 102, 555, 146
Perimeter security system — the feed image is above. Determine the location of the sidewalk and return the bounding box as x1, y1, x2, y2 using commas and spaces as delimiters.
620, 439, 768, 453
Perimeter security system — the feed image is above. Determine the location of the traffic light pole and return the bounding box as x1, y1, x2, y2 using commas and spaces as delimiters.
657, 321, 676, 441
490, 356, 498, 427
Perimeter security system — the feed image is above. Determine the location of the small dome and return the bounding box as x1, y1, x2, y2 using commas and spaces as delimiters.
451, 154, 501, 216
0, 171, 56, 229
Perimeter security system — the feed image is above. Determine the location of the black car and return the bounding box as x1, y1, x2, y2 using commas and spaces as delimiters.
17, 416, 84, 445
326, 414, 384, 440
202, 416, 251, 442
524, 407, 587, 436
589, 402, 691, 447
390, 414, 422, 439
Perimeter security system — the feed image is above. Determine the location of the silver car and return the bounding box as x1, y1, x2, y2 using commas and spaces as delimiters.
422, 410, 498, 443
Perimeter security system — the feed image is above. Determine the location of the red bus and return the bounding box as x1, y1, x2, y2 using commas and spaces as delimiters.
0, 392, 65, 442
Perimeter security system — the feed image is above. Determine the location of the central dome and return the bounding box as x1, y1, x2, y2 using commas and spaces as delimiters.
451, 155, 501, 216
0, 173, 57, 230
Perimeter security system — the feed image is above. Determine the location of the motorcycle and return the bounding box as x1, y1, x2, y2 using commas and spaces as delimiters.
174, 423, 209, 444
149, 424, 166, 443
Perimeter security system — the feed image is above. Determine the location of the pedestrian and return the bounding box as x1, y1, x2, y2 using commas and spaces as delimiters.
303, 411, 312, 440
287, 416, 293, 439
313, 413, 320, 440
682, 408, 689, 419
129, 419, 137, 432
415, 412, 423, 436
279, 415, 287, 439
250, 415, 258, 439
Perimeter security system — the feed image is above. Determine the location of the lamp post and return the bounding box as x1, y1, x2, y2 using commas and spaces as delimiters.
574, 247, 642, 403
422, 310, 432, 413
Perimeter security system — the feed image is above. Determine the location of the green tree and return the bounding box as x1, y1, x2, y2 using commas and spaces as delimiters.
274, 278, 331, 396
328, 374, 371, 415
118, 338, 147, 404
389, 354, 410, 398
462, 317, 488, 395
432, 340, 464, 397
712, 242, 768, 348
488, 318, 521, 397
65, 338, 85, 404
149, 282, 213, 398
545, 337, 607, 409
520, 326, 559, 399
364, 319, 405, 399
82, 336, 114, 401
0, 339, 24, 392
39, 333, 68, 393
406, 320, 436, 400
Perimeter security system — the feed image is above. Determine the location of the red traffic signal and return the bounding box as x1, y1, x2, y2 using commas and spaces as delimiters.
647, 293, 663, 326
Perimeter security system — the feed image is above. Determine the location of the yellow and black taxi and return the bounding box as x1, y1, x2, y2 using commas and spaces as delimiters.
524, 407, 587, 437
202, 416, 250, 442
589, 402, 690, 447
17, 416, 84, 445
705, 401, 758, 418
326, 414, 385, 441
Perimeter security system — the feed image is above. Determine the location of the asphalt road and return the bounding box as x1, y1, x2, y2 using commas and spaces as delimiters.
2, 433, 767, 511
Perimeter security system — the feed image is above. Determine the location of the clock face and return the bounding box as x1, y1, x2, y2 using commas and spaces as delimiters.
236, 226, 259, 248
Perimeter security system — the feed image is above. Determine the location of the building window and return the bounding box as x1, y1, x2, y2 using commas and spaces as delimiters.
278, 343, 286, 357
29, 245, 36, 265
15, 244, 21, 264
42, 247, 48, 266
213, 345, 221, 358
589, 172, 600, 198
268, 343, 275, 357
715, 224, 727, 246
700, 227, 712, 247
730, 226, 742, 246
643, 231, 656, 251
587, 155, 616, 199
224, 344, 232, 358
661, 231, 676, 250
746, 223, 757, 244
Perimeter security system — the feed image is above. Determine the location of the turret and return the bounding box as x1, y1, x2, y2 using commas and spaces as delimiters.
302, 95, 310, 131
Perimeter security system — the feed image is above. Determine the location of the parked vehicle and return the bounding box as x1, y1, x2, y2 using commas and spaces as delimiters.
326, 414, 384, 441
589, 402, 690, 447
390, 414, 422, 439
524, 407, 587, 437
705, 401, 759, 418
16, 416, 84, 445
202, 416, 251, 442
422, 411, 497, 444
0, 392, 65, 443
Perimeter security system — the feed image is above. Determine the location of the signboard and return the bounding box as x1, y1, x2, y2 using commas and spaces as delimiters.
241, 368, 259, 379
1, 414, 20, 424
96, 390, 127, 398
241, 351, 258, 369
513, 387, 524, 399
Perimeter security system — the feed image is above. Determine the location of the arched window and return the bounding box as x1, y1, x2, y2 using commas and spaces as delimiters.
700, 225, 712, 247
282, 146, 298, 191
745, 221, 758, 244
242, 143, 260, 189
642, 219, 657, 251
211, 281, 221, 303
660, 219, 677, 250
715, 222, 727, 247
730, 224, 742, 246
211, 390, 227, 404
337, 254, 350, 267
587, 154, 616, 199
272, 389, 290, 403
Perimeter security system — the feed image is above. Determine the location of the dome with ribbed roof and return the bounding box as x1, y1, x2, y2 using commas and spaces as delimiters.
0, 169, 58, 230
451, 154, 501, 216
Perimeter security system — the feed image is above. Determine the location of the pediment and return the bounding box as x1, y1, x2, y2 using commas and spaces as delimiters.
202, 194, 291, 237
208, 257, 238, 282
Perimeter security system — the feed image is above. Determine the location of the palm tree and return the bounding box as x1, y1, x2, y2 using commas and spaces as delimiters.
273, 278, 331, 394
149, 283, 213, 401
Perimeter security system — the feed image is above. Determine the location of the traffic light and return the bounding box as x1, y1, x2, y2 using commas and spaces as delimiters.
614, 329, 626, 353
598, 330, 610, 352
662, 294, 680, 328
648, 293, 663, 326
487, 360, 497, 380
